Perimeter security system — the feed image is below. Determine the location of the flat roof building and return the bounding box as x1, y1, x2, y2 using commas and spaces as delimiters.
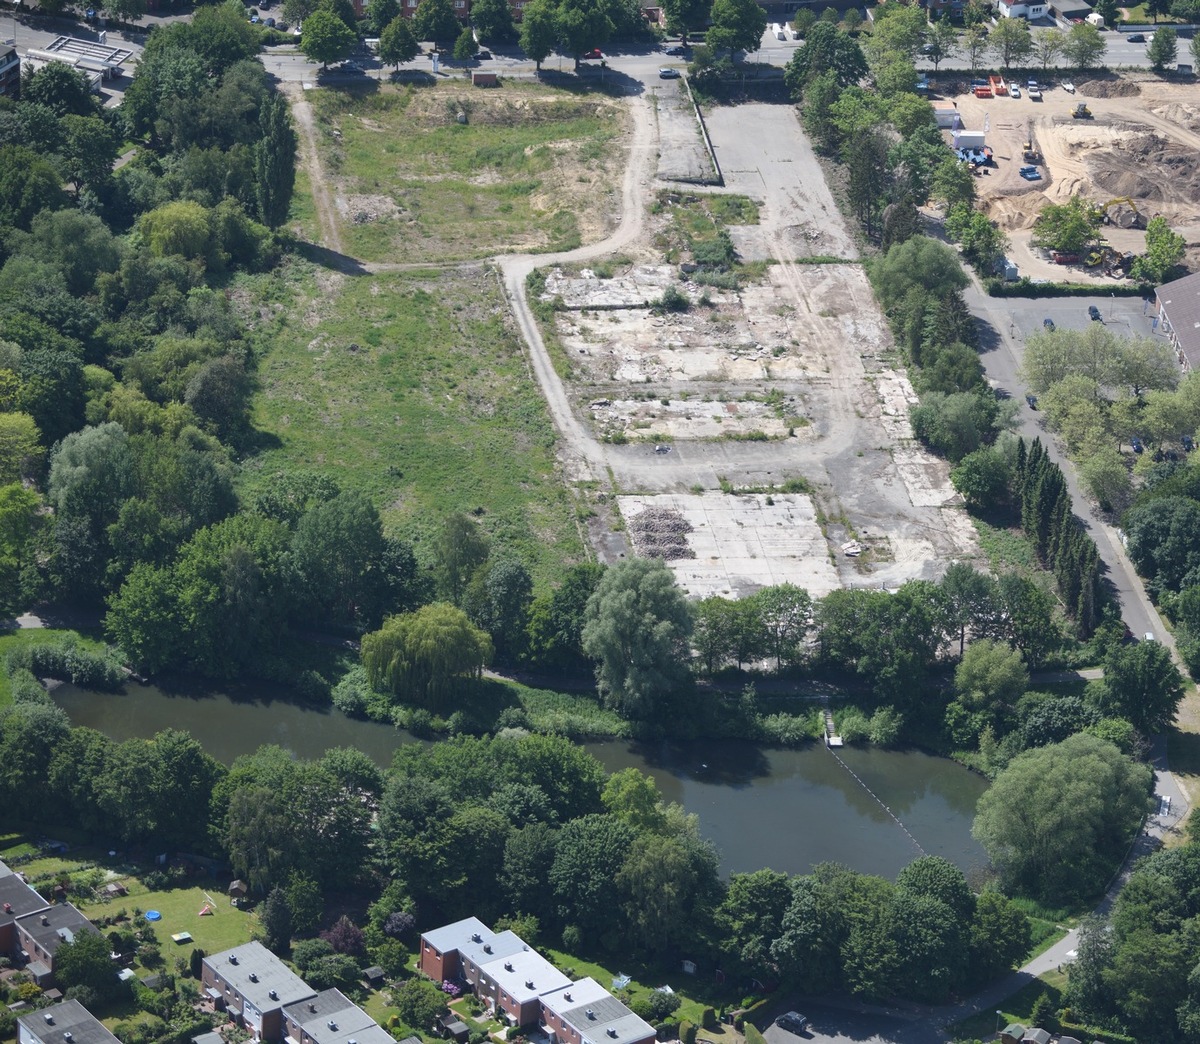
17, 999, 121, 1044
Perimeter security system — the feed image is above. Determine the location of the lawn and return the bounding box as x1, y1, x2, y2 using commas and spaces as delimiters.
76, 880, 258, 966
950, 968, 1137, 1044
540, 945, 738, 1027
309, 81, 625, 263
237, 261, 587, 587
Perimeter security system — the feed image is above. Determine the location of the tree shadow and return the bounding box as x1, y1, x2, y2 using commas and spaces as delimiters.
293, 240, 371, 275
619, 735, 773, 786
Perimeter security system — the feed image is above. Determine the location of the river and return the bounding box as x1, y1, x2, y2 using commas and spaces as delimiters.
52, 679, 989, 880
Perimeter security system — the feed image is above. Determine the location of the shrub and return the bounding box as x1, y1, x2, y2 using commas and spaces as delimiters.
837, 707, 871, 743
9, 668, 51, 705
655, 285, 691, 313
701, 1007, 717, 1030
679, 1021, 697, 1044
561, 924, 583, 951
331, 665, 371, 717
869, 706, 903, 746
742, 1025, 766, 1044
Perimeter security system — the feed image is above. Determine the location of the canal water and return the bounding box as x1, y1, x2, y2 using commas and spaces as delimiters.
52, 680, 989, 880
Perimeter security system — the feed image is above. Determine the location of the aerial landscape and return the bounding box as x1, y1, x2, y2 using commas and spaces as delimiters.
2, 0, 1200, 1042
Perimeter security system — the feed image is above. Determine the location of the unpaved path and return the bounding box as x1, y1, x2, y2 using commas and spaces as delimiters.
285, 83, 345, 256
495, 94, 658, 482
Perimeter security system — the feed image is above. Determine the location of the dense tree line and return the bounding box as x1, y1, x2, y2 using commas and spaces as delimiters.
1014, 439, 1103, 636
0, 5, 306, 656
1066, 837, 1200, 1042
0, 695, 1037, 1007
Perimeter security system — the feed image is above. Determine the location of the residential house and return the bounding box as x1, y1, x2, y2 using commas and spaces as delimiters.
14, 904, 101, 986
419, 919, 654, 1044
17, 1000, 121, 1044
0, 872, 51, 957
539, 978, 657, 1044
999, 1025, 1025, 1044
1157, 271, 1200, 372
996, 0, 1049, 18
0, 45, 18, 98
282, 988, 394, 1044
1020, 1030, 1051, 1044
201, 942, 316, 1042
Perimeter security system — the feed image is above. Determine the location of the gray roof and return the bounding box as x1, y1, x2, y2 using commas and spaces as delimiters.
420, 916, 492, 955
541, 978, 655, 1044
15, 904, 98, 958
0, 858, 12, 877
283, 989, 393, 1044
192, 1032, 225, 1044
481, 946, 571, 1005
0, 874, 50, 923
18, 999, 121, 1044
1159, 271, 1200, 365
1021, 1030, 1051, 1044
206, 941, 315, 1012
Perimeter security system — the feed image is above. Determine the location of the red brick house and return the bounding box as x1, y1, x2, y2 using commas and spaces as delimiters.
201, 942, 316, 1041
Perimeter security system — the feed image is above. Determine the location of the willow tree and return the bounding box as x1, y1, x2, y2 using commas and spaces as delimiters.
362, 603, 492, 710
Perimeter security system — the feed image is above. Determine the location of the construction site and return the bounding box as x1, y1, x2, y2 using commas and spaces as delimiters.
934, 73, 1200, 282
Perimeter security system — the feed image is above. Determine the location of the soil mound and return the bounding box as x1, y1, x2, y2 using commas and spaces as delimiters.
1086, 132, 1200, 203
1078, 78, 1142, 98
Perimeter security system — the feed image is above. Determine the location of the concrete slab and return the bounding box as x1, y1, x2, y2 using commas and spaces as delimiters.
617, 492, 840, 598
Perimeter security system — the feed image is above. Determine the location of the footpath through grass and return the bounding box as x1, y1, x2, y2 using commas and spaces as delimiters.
311, 81, 624, 263
239, 261, 587, 587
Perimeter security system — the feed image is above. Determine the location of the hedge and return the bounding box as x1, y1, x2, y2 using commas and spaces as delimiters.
984, 277, 1151, 298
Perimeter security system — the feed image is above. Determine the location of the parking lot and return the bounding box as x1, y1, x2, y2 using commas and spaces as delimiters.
763, 1005, 941, 1044
1004, 293, 1161, 344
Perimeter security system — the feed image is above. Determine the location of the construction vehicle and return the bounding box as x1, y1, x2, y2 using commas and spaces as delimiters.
1072, 102, 1093, 119
1085, 243, 1115, 268
1101, 197, 1146, 229
1023, 121, 1040, 163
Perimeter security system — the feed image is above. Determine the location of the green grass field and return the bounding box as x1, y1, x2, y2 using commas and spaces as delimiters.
77, 881, 258, 964
310, 82, 623, 263
238, 261, 587, 587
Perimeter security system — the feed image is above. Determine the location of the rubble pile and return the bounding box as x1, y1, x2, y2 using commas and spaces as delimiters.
628, 507, 695, 560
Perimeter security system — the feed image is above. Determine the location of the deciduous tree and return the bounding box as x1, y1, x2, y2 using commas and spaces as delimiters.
380, 14, 421, 66
973, 733, 1152, 901
704, 0, 767, 60
299, 8, 357, 66
990, 17, 1033, 69
581, 557, 693, 720
413, 0, 463, 44
1063, 21, 1106, 68
519, 0, 558, 69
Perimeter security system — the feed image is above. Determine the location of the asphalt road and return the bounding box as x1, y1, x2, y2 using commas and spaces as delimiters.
965, 281, 1175, 653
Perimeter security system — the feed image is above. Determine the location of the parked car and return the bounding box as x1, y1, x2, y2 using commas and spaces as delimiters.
659, 67, 681, 78
1183, 435, 1194, 452
1026, 393, 1039, 410
1127, 32, 1145, 42
775, 1013, 809, 1035
476, 49, 492, 59
583, 48, 604, 59
663, 44, 689, 55
266, 17, 276, 26
249, 14, 259, 22
1088, 304, 1102, 321
1043, 317, 1055, 330
1131, 435, 1144, 454
1010, 85, 1021, 97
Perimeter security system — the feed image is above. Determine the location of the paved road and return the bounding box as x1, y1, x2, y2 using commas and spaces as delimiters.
965, 280, 1176, 652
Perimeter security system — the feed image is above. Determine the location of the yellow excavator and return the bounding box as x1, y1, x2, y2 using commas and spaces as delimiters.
1102, 197, 1146, 229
